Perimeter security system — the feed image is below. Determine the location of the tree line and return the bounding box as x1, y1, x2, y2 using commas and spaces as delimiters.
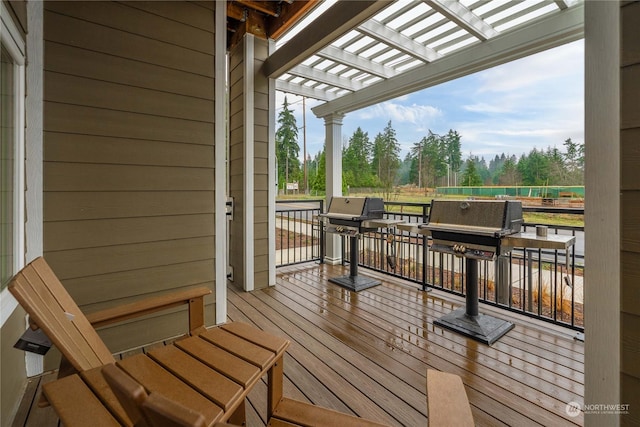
276, 97, 584, 194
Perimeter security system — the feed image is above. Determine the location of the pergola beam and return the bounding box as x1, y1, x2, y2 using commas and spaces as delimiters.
287, 64, 363, 91
275, 80, 337, 101
262, 0, 392, 78
358, 19, 441, 62
317, 45, 397, 79
312, 3, 584, 117
425, 0, 497, 41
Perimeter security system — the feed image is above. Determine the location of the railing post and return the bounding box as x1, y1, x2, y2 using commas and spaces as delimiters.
495, 256, 510, 304
319, 200, 325, 264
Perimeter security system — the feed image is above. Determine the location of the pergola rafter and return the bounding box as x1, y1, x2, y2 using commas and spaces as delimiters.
268, 0, 583, 112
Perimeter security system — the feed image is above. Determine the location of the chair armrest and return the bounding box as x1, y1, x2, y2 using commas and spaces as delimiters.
86, 287, 211, 334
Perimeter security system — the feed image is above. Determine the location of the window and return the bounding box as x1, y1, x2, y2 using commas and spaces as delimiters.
1, 5, 25, 299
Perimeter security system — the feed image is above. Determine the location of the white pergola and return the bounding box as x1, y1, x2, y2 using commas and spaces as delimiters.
264, 0, 584, 113
262, 0, 584, 262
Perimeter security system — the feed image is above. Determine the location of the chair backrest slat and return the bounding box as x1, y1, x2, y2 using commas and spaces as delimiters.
9, 257, 115, 370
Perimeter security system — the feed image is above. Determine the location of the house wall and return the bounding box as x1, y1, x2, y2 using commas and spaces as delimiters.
42, 1, 218, 352
620, 2, 640, 424
228, 34, 273, 290
1, 1, 28, 424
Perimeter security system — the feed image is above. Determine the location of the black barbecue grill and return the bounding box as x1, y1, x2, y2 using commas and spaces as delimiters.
319, 197, 385, 292
421, 199, 523, 345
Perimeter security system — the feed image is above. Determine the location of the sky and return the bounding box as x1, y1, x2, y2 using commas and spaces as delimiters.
275, 39, 584, 164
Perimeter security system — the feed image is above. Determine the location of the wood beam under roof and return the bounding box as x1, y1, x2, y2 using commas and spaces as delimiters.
227, 0, 320, 50
312, 3, 584, 117
262, 0, 393, 78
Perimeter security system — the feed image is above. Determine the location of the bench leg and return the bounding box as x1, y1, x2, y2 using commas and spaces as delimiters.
267, 355, 284, 419
228, 399, 246, 426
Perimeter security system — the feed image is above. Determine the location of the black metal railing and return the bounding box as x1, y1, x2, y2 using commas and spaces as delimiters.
274, 199, 584, 331
275, 199, 324, 266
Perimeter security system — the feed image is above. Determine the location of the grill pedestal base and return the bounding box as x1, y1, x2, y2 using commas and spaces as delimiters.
328, 235, 381, 292
435, 258, 514, 345
329, 275, 381, 292
434, 309, 514, 346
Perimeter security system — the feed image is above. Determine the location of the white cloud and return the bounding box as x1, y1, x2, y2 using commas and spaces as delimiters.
356, 101, 442, 125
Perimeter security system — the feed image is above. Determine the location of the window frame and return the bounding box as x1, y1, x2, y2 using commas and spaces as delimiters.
1, 2, 26, 326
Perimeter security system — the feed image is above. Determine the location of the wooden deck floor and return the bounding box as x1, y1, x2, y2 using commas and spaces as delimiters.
13, 262, 584, 427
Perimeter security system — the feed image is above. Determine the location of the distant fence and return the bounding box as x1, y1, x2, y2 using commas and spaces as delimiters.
436, 186, 584, 198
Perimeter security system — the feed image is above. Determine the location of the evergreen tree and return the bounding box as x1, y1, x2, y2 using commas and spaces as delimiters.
563, 138, 585, 185
275, 97, 300, 189
310, 148, 326, 192
371, 121, 401, 198
443, 130, 463, 186
461, 157, 483, 186
497, 155, 521, 185
343, 127, 374, 187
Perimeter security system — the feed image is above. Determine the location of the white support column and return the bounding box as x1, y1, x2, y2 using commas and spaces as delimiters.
584, 2, 620, 426
243, 35, 255, 291
24, 0, 44, 378
214, 0, 228, 323
268, 39, 277, 286
323, 113, 344, 264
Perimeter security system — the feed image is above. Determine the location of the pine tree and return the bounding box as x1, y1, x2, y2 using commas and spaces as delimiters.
275, 97, 300, 189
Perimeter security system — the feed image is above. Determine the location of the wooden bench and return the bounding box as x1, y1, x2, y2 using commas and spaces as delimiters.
426, 369, 474, 427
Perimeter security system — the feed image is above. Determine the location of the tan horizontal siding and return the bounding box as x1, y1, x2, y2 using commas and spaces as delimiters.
44, 163, 215, 192
64, 260, 216, 306
45, 133, 214, 168
123, 1, 216, 32
43, 1, 218, 351
622, 251, 640, 317
45, 214, 215, 251
45, 42, 214, 99
621, 2, 640, 421
44, 236, 216, 281
44, 102, 213, 144
45, 1, 214, 54
45, 191, 215, 221
45, 10, 214, 77
44, 71, 214, 122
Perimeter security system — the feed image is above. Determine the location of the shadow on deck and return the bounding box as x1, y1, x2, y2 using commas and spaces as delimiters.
13, 262, 584, 427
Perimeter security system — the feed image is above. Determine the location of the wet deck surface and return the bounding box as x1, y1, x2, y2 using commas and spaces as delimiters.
13, 262, 584, 426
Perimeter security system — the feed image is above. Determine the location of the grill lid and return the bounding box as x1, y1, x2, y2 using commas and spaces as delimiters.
422, 199, 523, 237
322, 197, 384, 222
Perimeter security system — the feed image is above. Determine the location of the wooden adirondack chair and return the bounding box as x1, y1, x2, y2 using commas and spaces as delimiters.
8, 256, 210, 373
8, 257, 290, 426
9, 257, 393, 427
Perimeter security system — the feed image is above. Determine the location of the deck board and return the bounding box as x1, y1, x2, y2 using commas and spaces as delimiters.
15, 262, 584, 426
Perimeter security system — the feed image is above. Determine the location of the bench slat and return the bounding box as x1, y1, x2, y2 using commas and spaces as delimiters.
222, 322, 290, 354
42, 374, 120, 427
175, 336, 261, 387
118, 354, 224, 423
201, 328, 276, 369
148, 345, 244, 411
